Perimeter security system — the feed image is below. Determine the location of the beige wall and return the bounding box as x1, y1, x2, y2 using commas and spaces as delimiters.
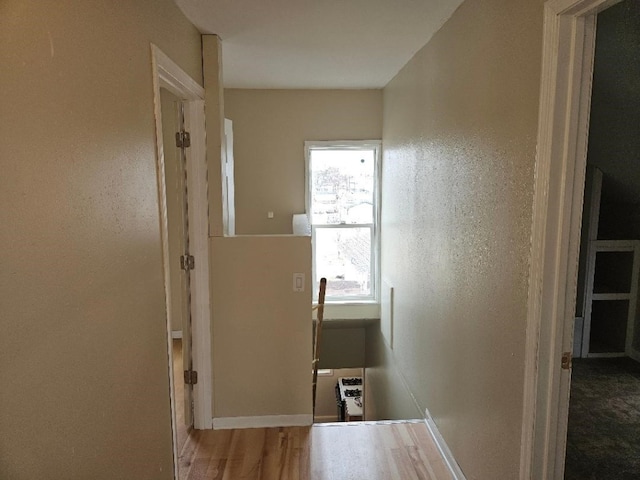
375, 0, 544, 478
211, 236, 312, 419
364, 325, 423, 422
224, 89, 383, 234
317, 326, 366, 369
0, 2, 202, 478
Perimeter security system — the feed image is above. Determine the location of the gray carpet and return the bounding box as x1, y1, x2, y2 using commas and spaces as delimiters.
565, 357, 640, 480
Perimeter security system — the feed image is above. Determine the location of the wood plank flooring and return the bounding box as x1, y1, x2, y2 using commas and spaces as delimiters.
173, 339, 189, 455
179, 421, 453, 480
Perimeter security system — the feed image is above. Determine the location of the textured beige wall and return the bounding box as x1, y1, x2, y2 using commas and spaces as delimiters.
317, 326, 365, 369
224, 89, 382, 234
364, 325, 423, 422
211, 236, 312, 418
0, 1, 202, 478
377, 0, 544, 478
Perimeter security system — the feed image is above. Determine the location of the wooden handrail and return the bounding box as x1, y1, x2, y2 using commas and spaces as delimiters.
312, 278, 327, 414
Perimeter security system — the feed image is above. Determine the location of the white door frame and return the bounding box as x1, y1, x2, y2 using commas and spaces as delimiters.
520, 0, 621, 478
150, 44, 213, 474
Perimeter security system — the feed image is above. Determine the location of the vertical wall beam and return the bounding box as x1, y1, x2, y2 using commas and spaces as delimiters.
202, 35, 225, 237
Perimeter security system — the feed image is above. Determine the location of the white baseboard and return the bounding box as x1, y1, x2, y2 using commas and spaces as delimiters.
424, 409, 466, 480
212, 414, 313, 430
171, 330, 183, 339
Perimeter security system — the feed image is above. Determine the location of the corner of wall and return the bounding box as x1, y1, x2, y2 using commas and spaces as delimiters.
202, 34, 225, 237
364, 324, 423, 421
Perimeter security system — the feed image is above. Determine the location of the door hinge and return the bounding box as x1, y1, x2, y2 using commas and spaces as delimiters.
561, 352, 572, 370
175, 131, 191, 148
180, 254, 195, 271
184, 370, 198, 385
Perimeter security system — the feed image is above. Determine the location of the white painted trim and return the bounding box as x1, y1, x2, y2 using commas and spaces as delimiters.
171, 330, 183, 339
182, 98, 213, 430
314, 419, 425, 427
212, 414, 313, 430
423, 409, 466, 480
381, 281, 394, 349
151, 43, 213, 479
222, 118, 236, 236
152, 46, 204, 101
321, 303, 381, 320
151, 45, 180, 480
521, 1, 622, 479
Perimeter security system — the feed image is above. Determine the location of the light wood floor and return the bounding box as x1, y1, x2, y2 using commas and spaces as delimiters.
173, 339, 189, 457
178, 421, 453, 480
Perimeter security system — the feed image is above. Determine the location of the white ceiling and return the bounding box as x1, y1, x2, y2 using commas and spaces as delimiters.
175, 0, 465, 89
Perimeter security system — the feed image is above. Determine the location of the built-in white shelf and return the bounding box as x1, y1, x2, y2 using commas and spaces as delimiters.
581, 239, 640, 358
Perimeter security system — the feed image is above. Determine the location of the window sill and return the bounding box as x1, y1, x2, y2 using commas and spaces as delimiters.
313, 302, 380, 320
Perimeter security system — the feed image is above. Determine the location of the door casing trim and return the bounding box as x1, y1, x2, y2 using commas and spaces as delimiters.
151, 43, 213, 478
521, 0, 621, 478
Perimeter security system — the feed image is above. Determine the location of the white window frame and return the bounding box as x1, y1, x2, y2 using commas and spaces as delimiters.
305, 140, 382, 304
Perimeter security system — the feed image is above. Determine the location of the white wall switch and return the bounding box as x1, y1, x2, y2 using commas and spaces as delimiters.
267, 211, 274, 219
293, 273, 305, 292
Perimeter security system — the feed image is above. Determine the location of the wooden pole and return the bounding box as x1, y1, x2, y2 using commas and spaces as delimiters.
312, 278, 327, 415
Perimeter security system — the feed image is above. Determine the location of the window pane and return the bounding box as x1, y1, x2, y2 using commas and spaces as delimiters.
309, 149, 375, 225
315, 227, 371, 298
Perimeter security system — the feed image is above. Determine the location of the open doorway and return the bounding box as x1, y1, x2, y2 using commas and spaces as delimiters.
159, 87, 193, 464
314, 367, 365, 423
523, 0, 638, 478
564, 1, 640, 477
151, 44, 212, 479
312, 320, 369, 424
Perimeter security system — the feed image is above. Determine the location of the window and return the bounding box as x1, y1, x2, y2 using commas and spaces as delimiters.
305, 141, 381, 302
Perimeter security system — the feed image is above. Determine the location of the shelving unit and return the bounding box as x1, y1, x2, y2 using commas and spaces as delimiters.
581, 240, 640, 357
576, 167, 640, 359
